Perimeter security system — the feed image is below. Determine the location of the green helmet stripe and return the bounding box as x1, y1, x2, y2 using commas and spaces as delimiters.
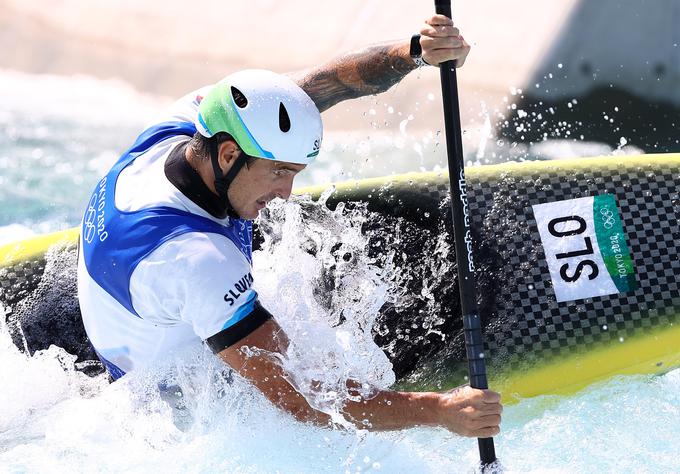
228, 97, 275, 159
199, 81, 274, 159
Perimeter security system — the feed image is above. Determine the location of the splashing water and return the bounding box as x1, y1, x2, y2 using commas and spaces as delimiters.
2, 190, 680, 472
254, 190, 396, 427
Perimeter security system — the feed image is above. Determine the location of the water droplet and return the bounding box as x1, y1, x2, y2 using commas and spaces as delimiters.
399, 119, 409, 134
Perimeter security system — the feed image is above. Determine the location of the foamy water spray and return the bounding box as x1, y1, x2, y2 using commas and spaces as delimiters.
254, 190, 396, 427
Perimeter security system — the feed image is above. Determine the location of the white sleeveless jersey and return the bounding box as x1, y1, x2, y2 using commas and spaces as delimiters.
77, 87, 260, 378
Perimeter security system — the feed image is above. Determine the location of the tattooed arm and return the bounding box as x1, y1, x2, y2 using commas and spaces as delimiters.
289, 15, 471, 112
289, 41, 416, 113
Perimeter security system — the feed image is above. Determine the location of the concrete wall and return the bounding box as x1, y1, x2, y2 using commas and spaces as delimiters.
530, 0, 680, 105
2, 0, 678, 150
501, 0, 680, 151
0, 0, 577, 132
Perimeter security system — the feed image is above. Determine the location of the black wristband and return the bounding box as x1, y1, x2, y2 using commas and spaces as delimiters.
205, 301, 273, 353
409, 34, 428, 67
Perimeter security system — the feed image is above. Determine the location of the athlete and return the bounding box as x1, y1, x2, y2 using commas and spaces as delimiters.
77, 15, 502, 437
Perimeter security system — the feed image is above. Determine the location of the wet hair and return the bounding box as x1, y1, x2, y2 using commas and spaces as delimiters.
188, 132, 259, 168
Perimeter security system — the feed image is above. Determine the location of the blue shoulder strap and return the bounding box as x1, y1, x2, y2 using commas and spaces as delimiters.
81, 121, 253, 317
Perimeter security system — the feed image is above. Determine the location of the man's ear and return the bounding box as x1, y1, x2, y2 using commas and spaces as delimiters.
217, 140, 242, 174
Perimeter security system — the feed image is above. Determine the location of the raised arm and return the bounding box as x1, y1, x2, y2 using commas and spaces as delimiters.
289, 41, 417, 113
289, 15, 471, 112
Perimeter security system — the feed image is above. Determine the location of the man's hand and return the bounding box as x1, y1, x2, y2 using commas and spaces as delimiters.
420, 14, 471, 68
434, 385, 502, 438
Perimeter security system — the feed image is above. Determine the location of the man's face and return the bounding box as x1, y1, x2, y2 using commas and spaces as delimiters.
227, 157, 306, 220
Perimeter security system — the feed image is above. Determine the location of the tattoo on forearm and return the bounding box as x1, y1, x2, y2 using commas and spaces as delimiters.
291, 42, 417, 113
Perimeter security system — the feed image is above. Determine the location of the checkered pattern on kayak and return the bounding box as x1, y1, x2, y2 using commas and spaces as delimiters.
420, 160, 680, 369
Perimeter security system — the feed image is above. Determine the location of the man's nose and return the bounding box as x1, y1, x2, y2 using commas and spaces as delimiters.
277, 176, 295, 200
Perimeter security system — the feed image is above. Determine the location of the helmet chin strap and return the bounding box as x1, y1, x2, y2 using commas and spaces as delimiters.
209, 138, 249, 219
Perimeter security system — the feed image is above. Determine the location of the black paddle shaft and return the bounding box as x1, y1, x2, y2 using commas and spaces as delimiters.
433, 0, 497, 466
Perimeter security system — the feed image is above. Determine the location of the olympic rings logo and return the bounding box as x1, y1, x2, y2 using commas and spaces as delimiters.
83, 194, 97, 244
600, 206, 617, 229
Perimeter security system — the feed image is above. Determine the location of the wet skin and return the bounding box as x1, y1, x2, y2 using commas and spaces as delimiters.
186, 139, 306, 220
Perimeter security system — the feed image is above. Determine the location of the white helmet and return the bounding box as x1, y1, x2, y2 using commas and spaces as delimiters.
196, 69, 322, 165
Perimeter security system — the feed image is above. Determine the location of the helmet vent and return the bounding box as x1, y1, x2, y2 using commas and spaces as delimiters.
231, 87, 248, 108
279, 103, 291, 132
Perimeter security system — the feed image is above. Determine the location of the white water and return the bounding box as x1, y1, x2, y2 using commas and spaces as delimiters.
2, 197, 679, 472
1, 70, 677, 473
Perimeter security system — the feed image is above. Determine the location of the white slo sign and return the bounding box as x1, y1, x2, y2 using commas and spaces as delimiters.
533, 195, 634, 303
